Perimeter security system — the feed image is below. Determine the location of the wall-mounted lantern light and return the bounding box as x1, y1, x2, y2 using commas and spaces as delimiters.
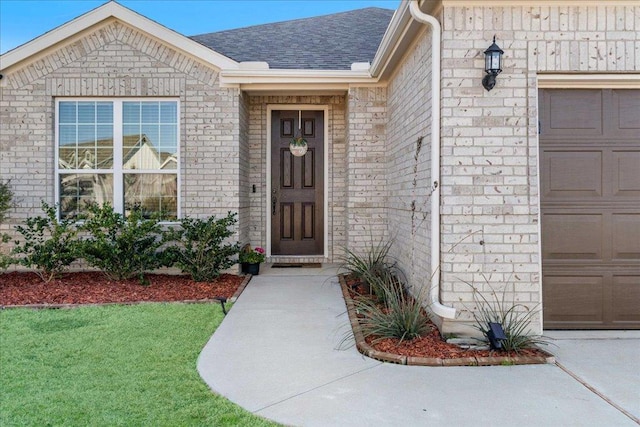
482, 36, 504, 92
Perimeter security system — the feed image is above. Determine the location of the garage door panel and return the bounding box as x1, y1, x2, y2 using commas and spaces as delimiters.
612, 275, 640, 323
612, 214, 640, 260
540, 88, 640, 329
612, 151, 640, 197
543, 275, 603, 323
542, 214, 603, 260
545, 90, 603, 137
613, 89, 640, 134
542, 151, 602, 199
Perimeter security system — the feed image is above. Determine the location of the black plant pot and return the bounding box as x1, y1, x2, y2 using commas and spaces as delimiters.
241, 262, 260, 275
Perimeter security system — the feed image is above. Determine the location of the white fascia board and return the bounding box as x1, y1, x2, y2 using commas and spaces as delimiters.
369, 0, 412, 78
0, 1, 238, 72
219, 69, 376, 88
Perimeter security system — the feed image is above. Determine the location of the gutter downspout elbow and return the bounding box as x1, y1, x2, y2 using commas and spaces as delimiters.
409, 0, 456, 319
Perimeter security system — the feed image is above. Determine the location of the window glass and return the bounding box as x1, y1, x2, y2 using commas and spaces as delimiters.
57, 100, 178, 220
123, 101, 177, 171
59, 173, 114, 220
124, 173, 177, 220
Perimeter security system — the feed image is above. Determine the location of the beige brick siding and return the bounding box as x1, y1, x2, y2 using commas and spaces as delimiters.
346, 87, 388, 254
0, 21, 242, 246
247, 95, 346, 262
384, 4, 639, 335
435, 4, 639, 334
386, 27, 434, 301
238, 91, 251, 245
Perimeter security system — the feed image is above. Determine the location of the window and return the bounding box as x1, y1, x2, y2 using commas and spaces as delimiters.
56, 99, 179, 220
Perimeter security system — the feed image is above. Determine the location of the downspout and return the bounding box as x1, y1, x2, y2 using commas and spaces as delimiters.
409, 0, 456, 319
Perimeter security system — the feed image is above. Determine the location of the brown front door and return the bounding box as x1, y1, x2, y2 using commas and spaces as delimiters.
271, 110, 324, 256
540, 89, 640, 329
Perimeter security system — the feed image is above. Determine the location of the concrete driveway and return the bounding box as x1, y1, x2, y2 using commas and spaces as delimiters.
198, 267, 640, 426
545, 330, 640, 423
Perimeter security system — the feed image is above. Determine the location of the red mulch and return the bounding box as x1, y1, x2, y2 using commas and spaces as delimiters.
0, 271, 244, 306
343, 274, 548, 360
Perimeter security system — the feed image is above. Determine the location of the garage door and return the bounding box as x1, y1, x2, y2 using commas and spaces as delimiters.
540, 89, 640, 329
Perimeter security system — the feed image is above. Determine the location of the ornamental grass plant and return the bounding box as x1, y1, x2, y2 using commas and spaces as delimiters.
339, 237, 396, 299
353, 269, 432, 343
465, 277, 549, 352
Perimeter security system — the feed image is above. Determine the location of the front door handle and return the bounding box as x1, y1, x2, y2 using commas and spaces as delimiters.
272, 190, 277, 216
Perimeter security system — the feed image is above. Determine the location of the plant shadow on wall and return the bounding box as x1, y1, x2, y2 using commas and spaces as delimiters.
337, 235, 552, 363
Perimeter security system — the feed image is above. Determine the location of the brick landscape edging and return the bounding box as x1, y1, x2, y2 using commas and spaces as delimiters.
0, 274, 252, 310
338, 275, 555, 367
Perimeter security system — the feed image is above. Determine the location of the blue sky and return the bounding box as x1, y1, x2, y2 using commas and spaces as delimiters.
0, 0, 401, 54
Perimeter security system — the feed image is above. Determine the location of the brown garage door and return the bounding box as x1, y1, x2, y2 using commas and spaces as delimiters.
540, 89, 640, 329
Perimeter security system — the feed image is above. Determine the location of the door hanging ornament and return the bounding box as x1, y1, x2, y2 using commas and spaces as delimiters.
289, 110, 308, 157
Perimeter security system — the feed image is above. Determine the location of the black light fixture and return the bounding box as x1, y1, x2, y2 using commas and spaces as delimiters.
214, 296, 228, 315
482, 36, 504, 91
486, 322, 507, 350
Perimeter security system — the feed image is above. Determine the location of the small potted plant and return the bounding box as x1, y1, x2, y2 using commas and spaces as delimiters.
239, 244, 266, 275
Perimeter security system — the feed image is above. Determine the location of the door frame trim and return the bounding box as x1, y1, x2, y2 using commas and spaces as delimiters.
266, 104, 329, 258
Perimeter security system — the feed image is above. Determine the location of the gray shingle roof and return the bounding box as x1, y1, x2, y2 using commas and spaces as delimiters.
189, 8, 395, 70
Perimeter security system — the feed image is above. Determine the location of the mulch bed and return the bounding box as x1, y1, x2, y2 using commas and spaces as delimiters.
339, 274, 554, 366
0, 271, 247, 308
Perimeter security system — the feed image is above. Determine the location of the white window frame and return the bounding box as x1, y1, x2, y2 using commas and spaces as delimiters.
55, 97, 181, 220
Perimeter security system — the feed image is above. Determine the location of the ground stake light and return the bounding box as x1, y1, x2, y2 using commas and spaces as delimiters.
487, 321, 507, 350
214, 296, 228, 315
482, 36, 504, 91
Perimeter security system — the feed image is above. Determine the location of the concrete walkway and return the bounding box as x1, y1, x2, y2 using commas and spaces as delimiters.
198, 267, 640, 427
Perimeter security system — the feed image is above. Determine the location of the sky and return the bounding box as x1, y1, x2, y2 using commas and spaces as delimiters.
0, 0, 401, 54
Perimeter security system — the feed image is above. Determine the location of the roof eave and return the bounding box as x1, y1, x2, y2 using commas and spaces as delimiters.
0, 1, 238, 74
369, 0, 437, 81
220, 68, 378, 91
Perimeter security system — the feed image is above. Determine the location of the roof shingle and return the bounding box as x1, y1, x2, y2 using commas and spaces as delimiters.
189, 8, 395, 70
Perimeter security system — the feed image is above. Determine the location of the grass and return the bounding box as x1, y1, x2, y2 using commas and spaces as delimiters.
0, 303, 279, 426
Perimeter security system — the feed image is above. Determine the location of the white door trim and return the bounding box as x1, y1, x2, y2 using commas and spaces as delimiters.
266, 104, 329, 258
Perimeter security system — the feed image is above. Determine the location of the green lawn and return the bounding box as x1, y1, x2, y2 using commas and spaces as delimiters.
0, 303, 278, 426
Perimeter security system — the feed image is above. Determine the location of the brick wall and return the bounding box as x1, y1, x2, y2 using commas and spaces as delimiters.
346, 87, 388, 254
436, 4, 639, 334
383, 4, 638, 335
238, 90, 251, 245
0, 20, 242, 248
386, 27, 434, 300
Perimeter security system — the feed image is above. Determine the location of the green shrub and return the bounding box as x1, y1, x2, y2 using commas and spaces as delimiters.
0, 180, 13, 271
12, 202, 79, 282
466, 278, 548, 352
353, 270, 432, 343
0, 233, 12, 272
0, 179, 13, 224
164, 213, 240, 282
339, 237, 396, 298
80, 203, 166, 283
